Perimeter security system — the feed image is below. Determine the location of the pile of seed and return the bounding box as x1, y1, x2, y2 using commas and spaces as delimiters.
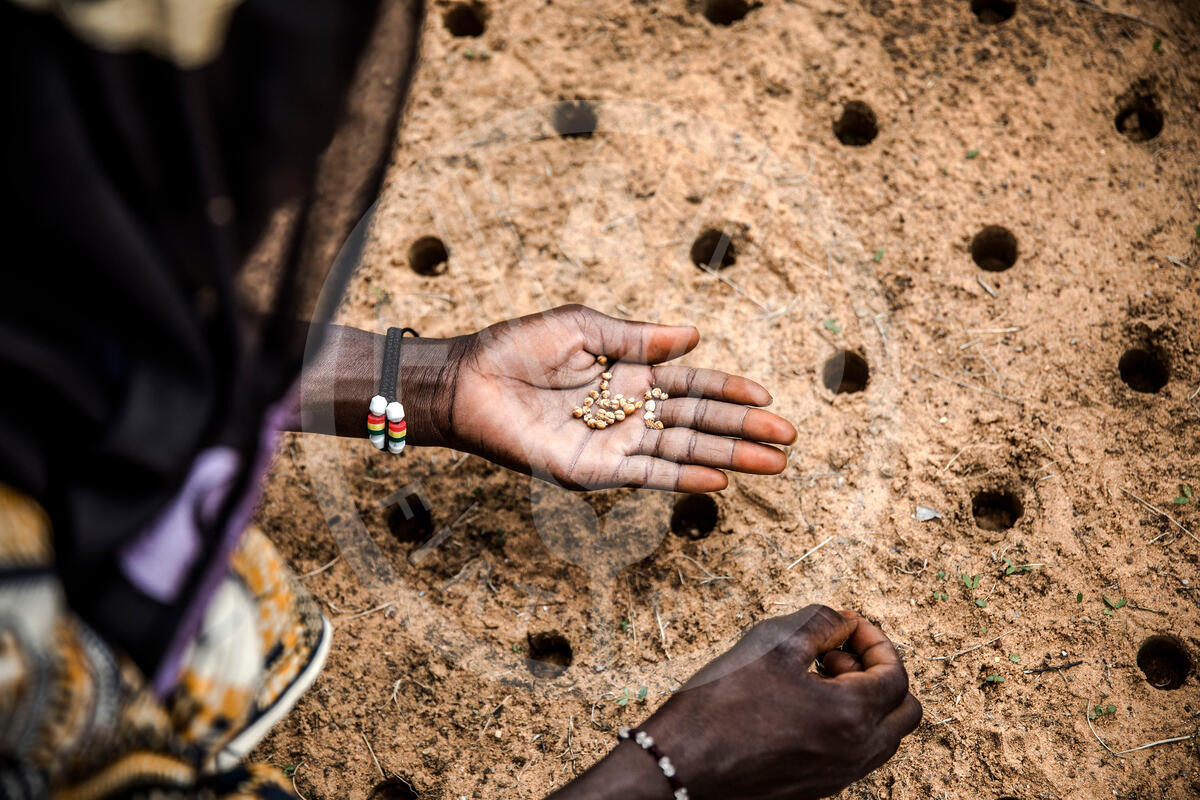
572, 355, 667, 430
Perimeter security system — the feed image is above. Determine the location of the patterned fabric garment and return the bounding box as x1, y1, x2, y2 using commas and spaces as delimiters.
0, 485, 329, 798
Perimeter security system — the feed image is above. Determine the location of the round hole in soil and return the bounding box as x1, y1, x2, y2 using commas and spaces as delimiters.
1114, 93, 1164, 142
703, 0, 751, 25
971, 490, 1023, 531
526, 631, 573, 678
552, 99, 598, 139
369, 779, 419, 800
1119, 347, 1168, 394
670, 494, 719, 539
690, 228, 736, 270
1137, 635, 1192, 690
833, 101, 879, 146
409, 236, 449, 276
387, 496, 434, 544
970, 225, 1018, 271
970, 0, 1016, 24
443, 2, 486, 37
822, 350, 869, 394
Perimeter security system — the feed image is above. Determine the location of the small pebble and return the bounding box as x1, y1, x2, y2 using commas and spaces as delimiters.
653, 420, 664, 430
596, 355, 608, 365
645, 400, 656, 412
635, 400, 644, 409
572, 407, 584, 418
644, 391, 653, 400
644, 411, 655, 420
584, 397, 594, 407
601, 390, 610, 399
589, 390, 599, 399
596, 420, 608, 429
615, 411, 625, 420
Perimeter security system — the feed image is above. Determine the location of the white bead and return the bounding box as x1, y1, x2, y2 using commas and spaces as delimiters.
386, 401, 405, 422
388, 439, 405, 454
659, 757, 675, 777
617, 726, 631, 739
644, 411, 654, 420
634, 731, 653, 748
645, 400, 655, 412
675, 790, 689, 800
369, 395, 387, 416
369, 434, 386, 450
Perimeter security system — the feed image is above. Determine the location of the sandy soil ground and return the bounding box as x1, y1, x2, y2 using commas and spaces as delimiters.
254, 1, 1200, 798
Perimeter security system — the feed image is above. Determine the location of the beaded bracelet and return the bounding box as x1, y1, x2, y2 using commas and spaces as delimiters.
617, 726, 690, 800
368, 327, 419, 454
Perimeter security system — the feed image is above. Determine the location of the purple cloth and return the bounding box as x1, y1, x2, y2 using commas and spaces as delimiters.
117, 390, 296, 697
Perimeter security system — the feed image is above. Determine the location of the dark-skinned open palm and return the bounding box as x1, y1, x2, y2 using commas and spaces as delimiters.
444, 305, 797, 493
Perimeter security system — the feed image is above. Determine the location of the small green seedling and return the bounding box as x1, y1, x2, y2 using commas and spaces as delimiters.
933, 591, 948, 601
637, 686, 649, 701
1008, 654, 1020, 663
1076, 592, 1083, 603
464, 48, 475, 59
873, 248, 884, 263
1089, 704, 1118, 719
966, 148, 980, 159
1103, 596, 1127, 610
823, 318, 841, 334
1002, 556, 1035, 575
937, 569, 946, 580
616, 686, 649, 707
1195, 223, 1200, 239
1152, 38, 1163, 52
975, 599, 987, 608
984, 673, 1005, 684
1174, 484, 1193, 505
512, 643, 523, 654
281, 765, 297, 778
962, 574, 981, 590
618, 619, 630, 632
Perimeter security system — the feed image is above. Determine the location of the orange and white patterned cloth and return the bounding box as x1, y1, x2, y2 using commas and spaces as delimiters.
0, 484, 329, 799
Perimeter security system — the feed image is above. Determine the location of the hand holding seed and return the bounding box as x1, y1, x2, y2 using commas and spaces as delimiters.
442, 304, 797, 493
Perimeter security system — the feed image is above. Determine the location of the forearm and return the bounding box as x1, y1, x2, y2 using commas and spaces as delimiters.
546, 740, 670, 800
294, 323, 473, 446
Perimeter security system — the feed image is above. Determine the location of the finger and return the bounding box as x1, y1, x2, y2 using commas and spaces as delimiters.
878, 693, 923, 742
836, 616, 910, 711
609, 456, 728, 492
759, 604, 859, 668
650, 365, 773, 406
635, 428, 787, 475
658, 399, 797, 445
574, 306, 699, 365
819, 650, 864, 676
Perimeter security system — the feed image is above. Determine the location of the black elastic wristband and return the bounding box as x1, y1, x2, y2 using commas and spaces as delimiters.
379, 326, 420, 402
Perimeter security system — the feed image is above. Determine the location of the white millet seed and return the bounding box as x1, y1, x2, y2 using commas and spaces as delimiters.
596, 420, 608, 429
601, 372, 613, 381
615, 411, 626, 421
589, 390, 599, 399
572, 407, 584, 418
645, 400, 656, 412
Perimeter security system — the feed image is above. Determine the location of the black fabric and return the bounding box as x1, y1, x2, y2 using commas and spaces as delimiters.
0, 0, 421, 675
